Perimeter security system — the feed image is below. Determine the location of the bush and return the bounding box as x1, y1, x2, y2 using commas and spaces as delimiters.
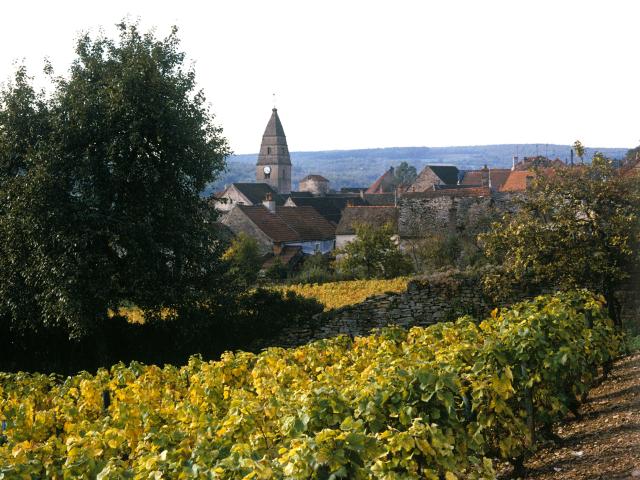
336, 222, 413, 279
233, 288, 324, 343
0, 288, 323, 374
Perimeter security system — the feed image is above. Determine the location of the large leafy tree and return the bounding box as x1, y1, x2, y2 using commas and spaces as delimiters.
337, 222, 412, 279
223, 233, 262, 288
0, 23, 230, 339
393, 161, 417, 186
481, 157, 640, 325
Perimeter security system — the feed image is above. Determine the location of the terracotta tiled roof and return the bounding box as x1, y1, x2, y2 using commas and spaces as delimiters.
275, 206, 336, 241
238, 205, 336, 243
366, 168, 396, 194
336, 206, 398, 235
402, 187, 492, 199
238, 205, 299, 242
499, 171, 536, 192
513, 156, 565, 171
460, 169, 511, 190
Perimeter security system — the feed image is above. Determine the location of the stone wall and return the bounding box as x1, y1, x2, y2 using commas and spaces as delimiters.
256, 270, 489, 349
253, 266, 639, 351
398, 192, 516, 238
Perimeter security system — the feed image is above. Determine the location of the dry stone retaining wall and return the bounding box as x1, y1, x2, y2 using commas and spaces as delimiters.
257, 270, 490, 349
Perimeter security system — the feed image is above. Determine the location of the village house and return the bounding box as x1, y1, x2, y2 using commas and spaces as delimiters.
215, 183, 285, 212
299, 174, 330, 195
409, 165, 461, 192
284, 195, 367, 225
459, 165, 511, 191
222, 194, 336, 259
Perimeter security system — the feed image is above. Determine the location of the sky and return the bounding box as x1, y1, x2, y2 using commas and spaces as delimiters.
1, 1, 639, 154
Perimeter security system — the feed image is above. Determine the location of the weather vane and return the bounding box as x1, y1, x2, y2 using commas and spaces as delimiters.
272, 92, 276, 109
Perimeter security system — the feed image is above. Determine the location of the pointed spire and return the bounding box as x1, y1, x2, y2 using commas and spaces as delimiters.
257, 109, 291, 166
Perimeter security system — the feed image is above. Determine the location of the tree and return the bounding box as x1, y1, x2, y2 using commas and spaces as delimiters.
393, 161, 417, 186
223, 233, 262, 287
0, 22, 231, 340
480, 157, 640, 325
336, 222, 413, 279
295, 252, 333, 283
573, 140, 586, 164
624, 143, 640, 166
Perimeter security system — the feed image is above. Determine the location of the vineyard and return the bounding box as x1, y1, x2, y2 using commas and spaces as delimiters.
0, 291, 621, 479
273, 277, 410, 311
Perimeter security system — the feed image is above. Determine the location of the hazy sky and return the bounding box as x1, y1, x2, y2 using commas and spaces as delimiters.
2, 1, 639, 154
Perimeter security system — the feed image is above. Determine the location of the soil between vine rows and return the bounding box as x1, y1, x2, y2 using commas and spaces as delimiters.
523, 352, 640, 479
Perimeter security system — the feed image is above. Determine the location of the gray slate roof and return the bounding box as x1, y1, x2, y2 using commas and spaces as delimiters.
257, 108, 291, 166
287, 196, 366, 225
429, 165, 460, 185
231, 183, 285, 206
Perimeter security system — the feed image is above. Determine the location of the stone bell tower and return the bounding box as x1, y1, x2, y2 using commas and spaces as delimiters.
256, 108, 292, 194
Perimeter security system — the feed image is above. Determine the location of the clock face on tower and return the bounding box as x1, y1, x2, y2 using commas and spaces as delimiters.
263, 166, 271, 175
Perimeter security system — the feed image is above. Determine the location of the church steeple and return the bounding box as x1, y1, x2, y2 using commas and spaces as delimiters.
256, 108, 292, 193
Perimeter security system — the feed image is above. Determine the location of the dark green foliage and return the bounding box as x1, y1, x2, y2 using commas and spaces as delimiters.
0, 22, 231, 342
292, 252, 335, 283
224, 233, 262, 287
393, 161, 417, 186
234, 288, 323, 343
413, 233, 462, 272
481, 157, 640, 325
336, 222, 413, 279
262, 258, 290, 281
0, 288, 323, 374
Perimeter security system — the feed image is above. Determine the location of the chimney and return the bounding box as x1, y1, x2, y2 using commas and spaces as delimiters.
481, 165, 490, 187
263, 192, 276, 213
512, 156, 518, 171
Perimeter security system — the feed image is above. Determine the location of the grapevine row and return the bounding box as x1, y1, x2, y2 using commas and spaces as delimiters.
0, 290, 620, 479
272, 277, 410, 311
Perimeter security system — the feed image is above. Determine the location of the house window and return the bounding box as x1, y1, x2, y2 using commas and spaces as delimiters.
264, 172, 270, 179
267, 147, 271, 154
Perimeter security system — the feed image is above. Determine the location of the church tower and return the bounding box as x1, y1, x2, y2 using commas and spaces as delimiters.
256, 108, 292, 194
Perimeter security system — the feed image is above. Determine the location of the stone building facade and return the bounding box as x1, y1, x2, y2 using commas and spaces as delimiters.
299, 175, 330, 195
397, 188, 515, 238
409, 165, 460, 192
